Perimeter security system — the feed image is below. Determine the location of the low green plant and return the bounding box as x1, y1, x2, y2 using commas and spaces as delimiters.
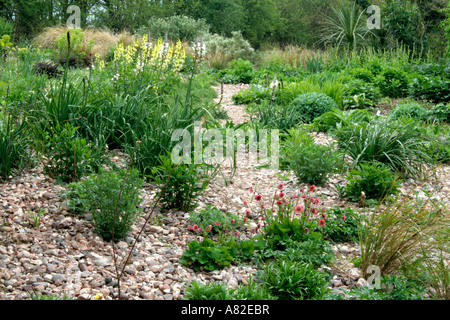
184, 278, 277, 300
27, 209, 49, 228
180, 237, 237, 272
312, 207, 363, 243
336, 116, 432, 179
391, 102, 429, 121
326, 275, 426, 300
289, 92, 338, 123
258, 259, 330, 300
344, 162, 402, 202
65, 168, 143, 242
289, 139, 341, 186
42, 123, 96, 183
312, 108, 373, 133
376, 67, 409, 98
189, 205, 244, 235
151, 155, 209, 212
409, 75, 450, 104
217, 59, 255, 84
261, 236, 335, 269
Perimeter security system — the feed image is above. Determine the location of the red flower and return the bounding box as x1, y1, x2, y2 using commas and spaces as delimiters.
276, 200, 283, 206
343, 215, 346, 221
312, 208, 318, 215
301, 195, 307, 199
309, 185, 316, 192
192, 224, 199, 231
231, 219, 235, 225
225, 229, 230, 233
295, 205, 304, 213
322, 212, 327, 219
261, 203, 266, 209
300, 189, 305, 193
214, 222, 220, 226
206, 225, 212, 232
235, 231, 240, 236
291, 195, 298, 199
278, 183, 284, 190
255, 195, 262, 201
245, 209, 251, 216
249, 188, 254, 194
256, 223, 261, 229
278, 192, 285, 198
243, 200, 248, 206
319, 219, 326, 227
315, 198, 319, 205
188, 226, 194, 231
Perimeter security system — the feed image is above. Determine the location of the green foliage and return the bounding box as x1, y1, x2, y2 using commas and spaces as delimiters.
318, 3, 370, 51
383, 0, 426, 52
204, 31, 255, 69
391, 102, 430, 121
409, 75, 450, 103
344, 162, 401, 202
312, 108, 373, 133
42, 123, 96, 183
55, 29, 95, 67
189, 205, 244, 235
376, 67, 409, 98
313, 207, 363, 243
258, 260, 330, 300
262, 236, 335, 269
0, 17, 14, 37
217, 59, 255, 84
142, 15, 210, 42
0, 114, 32, 180
327, 275, 426, 300
289, 138, 341, 185
184, 279, 277, 300
289, 92, 338, 124
429, 103, 450, 122
336, 116, 432, 179
65, 168, 143, 242
151, 155, 209, 212
180, 237, 237, 271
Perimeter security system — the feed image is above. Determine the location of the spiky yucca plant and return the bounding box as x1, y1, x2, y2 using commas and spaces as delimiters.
318, 3, 372, 51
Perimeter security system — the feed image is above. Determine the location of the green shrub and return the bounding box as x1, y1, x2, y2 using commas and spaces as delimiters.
350, 68, 375, 83
429, 103, 450, 122
344, 162, 401, 202
336, 116, 432, 178
151, 155, 209, 212
289, 92, 338, 123
42, 123, 97, 183
65, 168, 143, 242
262, 236, 335, 269
313, 207, 363, 243
289, 139, 341, 185
391, 102, 429, 121
258, 260, 330, 300
141, 15, 210, 42
189, 205, 244, 235
218, 59, 255, 84
342, 78, 381, 108
409, 75, 450, 104
326, 275, 425, 300
376, 67, 409, 98
184, 279, 277, 300
180, 237, 236, 271
204, 31, 254, 69
312, 108, 373, 133
55, 28, 95, 67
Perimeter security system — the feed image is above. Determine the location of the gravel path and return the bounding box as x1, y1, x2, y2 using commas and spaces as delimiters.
0, 84, 449, 300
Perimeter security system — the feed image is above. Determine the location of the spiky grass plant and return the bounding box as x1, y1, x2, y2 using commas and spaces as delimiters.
359, 193, 447, 279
